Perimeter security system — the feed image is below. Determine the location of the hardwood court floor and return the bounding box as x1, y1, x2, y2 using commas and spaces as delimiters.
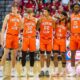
0, 61, 80, 80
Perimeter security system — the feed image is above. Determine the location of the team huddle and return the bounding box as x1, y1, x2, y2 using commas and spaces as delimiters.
0, 3, 80, 77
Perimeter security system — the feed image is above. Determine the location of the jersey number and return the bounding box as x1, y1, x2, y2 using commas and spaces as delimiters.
27, 26, 32, 33
44, 26, 50, 33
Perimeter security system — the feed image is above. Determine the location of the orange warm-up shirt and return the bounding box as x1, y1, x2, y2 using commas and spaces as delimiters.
55, 23, 67, 39
7, 13, 21, 35
71, 13, 80, 34
23, 17, 36, 37
40, 17, 53, 39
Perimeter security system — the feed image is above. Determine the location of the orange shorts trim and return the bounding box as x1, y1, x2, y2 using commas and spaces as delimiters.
40, 38, 52, 51
53, 38, 66, 52
5, 34, 19, 49
22, 37, 36, 51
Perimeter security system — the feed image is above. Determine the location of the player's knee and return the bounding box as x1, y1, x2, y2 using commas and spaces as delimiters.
61, 52, 66, 57
71, 51, 75, 58
46, 51, 51, 54
71, 50, 76, 54
40, 50, 45, 54
53, 50, 59, 54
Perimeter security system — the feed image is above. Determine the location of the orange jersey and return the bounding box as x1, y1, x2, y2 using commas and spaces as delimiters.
55, 24, 67, 38
23, 17, 36, 37
40, 17, 53, 39
7, 13, 21, 35
71, 13, 80, 34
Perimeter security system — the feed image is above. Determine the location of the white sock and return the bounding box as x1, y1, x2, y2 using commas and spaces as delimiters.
0, 66, 3, 70
55, 67, 58, 73
72, 67, 75, 72
30, 67, 33, 72
23, 66, 26, 70
41, 67, 45, 72
12, 68, 15, 71
46, 67, 49, 72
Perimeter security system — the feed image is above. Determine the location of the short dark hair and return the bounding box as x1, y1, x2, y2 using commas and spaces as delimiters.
61, 11, 67, 17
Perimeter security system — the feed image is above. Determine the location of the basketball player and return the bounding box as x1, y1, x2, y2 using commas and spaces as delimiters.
37, 9, 55, 77
53, 12, 68, 76
67, 3, 80, 76
21, 8, 37, 77
0, 3, 22, 76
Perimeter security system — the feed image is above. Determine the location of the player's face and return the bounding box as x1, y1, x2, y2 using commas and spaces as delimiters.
12, 7, 18, 14
43, 10, 48, 16
27, 10, 34, 17
30, 12, 34, 16
60, 14, 66, 21
74, 5, 80, 13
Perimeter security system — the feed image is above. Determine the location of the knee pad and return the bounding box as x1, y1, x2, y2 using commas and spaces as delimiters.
53, 50, 59, 53
46, 51, 51, 54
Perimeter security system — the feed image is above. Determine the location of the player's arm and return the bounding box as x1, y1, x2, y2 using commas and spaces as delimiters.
52, 20, 56, 29
19, 15, 23, 30
1, 14, 9, 46
67, 17, 71, 31
36, 19, 41, 31
21, 17, 24, 30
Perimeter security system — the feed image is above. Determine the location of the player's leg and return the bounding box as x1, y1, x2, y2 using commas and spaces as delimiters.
45, 51, 51, 77
1, 48, 10, 66
59, 52, 66, 76
28, 37, 36, 77
0, 35, 11, 76
21, 37, 29, 76
21, 51, 27, 69
11, 49, 17, 68
11, 36, 19, 76
67, 36, 76, 76
21, 50, 27, 76
39, 38, 45, 77
59, 39, 66, 76
0, 48, 10, 76
11, 49, 18, 76
39, 50, 45, 77
52, 39, 59, 76
70, 37, 76, 76
29, 52, 35, 76
71, 50, 76, 69
45, 39, 52, 77
53, 50, 59, 76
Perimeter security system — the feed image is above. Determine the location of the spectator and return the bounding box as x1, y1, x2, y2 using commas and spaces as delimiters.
50, 6, 56, 16
55, 0, 61, 9
44, 1, 50, 9
25, 1, 34, 9
62, 0, 70, 11
58, 5, 64, 13
73, 0, 80, 4
38, 0, 44, 11
50, 1, 56, 15
63, 4, 69, 11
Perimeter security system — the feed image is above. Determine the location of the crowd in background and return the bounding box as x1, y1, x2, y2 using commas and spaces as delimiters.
14, 0, 80, 17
